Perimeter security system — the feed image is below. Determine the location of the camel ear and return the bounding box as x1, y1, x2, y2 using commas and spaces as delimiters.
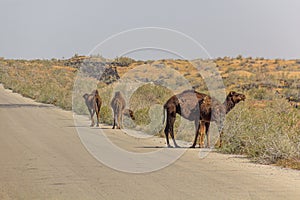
229, 91, 236, 96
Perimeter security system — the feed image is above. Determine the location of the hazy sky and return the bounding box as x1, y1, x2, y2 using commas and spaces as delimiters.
1, 0, 300, 60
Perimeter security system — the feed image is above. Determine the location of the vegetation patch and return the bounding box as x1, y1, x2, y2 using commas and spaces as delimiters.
220, 99, 300, 166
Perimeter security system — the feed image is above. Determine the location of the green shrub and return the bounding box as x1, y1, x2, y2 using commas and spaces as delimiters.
129, 84, 173, 110
220, 100, 300, 164
100, 105, 113, 125
134, 108, 151, 126
247, 88, 275, 100
113, 57, 136, 67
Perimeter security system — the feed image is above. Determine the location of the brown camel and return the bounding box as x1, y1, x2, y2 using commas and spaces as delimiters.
111, 91, 135, 129
83, 89, 102, 127
163, 90, 245, 148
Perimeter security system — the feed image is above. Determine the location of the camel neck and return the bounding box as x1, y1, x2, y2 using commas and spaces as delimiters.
224, 98, 235, 114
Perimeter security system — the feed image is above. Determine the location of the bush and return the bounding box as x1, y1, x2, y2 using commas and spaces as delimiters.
134, 108, 151, 126
100, 105, 113, 125
0, 61, 75, 110
236, 55, 243, 60
247, 88, 275, 100
220, 99, 300, 164
113, 57, 136, 67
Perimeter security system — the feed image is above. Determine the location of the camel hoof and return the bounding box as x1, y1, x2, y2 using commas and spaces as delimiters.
189, 145, 196, 148
174, 145, 180, 148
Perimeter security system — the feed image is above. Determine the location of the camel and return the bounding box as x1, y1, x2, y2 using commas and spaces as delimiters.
83, 89, 102, 127
111, 91, 135, 129
163, 90, 245, 148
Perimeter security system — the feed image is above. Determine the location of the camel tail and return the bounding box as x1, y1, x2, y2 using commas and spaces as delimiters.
159, 105, 167, 134
94, 89, 99, 96
115, 100, 123, 116
96, 98, 101, 112
94, 90, 101, 112
162, 106, 166, 125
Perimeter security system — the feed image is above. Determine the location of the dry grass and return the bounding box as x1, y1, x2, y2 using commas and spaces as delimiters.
0, 59, 76, 110
275, 159, 300, 170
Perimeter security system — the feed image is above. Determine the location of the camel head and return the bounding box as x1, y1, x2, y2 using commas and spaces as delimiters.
227, 91, 246, 104
123, 109, 135, 120
115, 91, 122, 97
128, 109, 135, 120
224, 91, 246, 113
82, 93, 89, 100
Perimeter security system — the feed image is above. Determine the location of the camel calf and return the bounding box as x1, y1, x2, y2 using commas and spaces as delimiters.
83, 90, 102, 127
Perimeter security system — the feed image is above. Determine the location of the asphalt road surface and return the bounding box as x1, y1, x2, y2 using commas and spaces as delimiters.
0, 84, 299, 200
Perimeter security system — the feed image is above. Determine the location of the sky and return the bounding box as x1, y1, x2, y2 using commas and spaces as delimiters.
0, 0, 300, 60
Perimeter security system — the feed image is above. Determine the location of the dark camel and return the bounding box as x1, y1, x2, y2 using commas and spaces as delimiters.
83, 89, 102, 127
163, 90, 245, 148
111, 91, 135, 129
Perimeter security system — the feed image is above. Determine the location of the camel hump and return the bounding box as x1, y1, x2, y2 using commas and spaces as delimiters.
111, 91, 126, 109
177, 91, 199, 108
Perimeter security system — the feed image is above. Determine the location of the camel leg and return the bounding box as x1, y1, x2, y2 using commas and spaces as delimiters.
164, 111, 177, 147
199, 121, 206, 148
90, 109, 95, 127
95, 108, 100, 127
169, 112, 179, 147
170, 125, 179, 148
112, 112, 116, 129
88, 108, 93, 126
164, 112, 172, 147
190, 120, 200, 148
216, 121, 224, 148
97, 104, 101, 126
120, 111, 123, 129
117, 111, 121, 129
219, 131, 224, 148
205, 122, 210, 148
164, 122, 171, 147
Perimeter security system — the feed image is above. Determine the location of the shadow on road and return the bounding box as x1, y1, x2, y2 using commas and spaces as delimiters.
136, 146, 189, 149
0, 103, 54, 108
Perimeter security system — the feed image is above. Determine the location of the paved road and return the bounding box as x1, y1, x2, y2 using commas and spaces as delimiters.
0, 84, 299, 200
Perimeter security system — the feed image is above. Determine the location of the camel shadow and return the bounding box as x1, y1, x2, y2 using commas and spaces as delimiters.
65, 125, 109, 129
136, 146, 190, 149
136, 146, 217, 151
98, 127, 113, 130
65, 125, 87, 128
